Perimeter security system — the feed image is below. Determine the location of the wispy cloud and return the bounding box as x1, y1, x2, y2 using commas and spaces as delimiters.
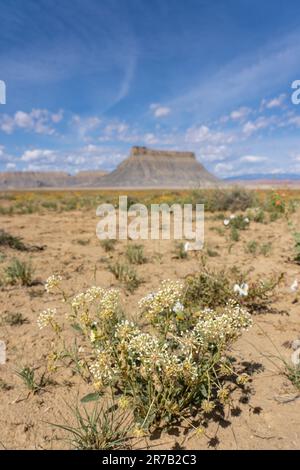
150, 104, 171, 118
240, 155, 269, 163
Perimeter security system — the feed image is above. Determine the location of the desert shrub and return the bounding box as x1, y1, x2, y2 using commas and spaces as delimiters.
269, 211, 280, 222
230, 215, 249, 230
41, 200, 58, 211
4, 258, 34, 286
0, 230, 27, 251
184, 267, 282, 314
125, 244, 147, 264
230, 226, 240, 242
100, 239, 117, 252
184, 269, 232, 310
211, 188, 256, 211
206, 245, 219, 257
293, 232, 300, 264
284, 363, 300, 390
260, 242, 272, 256
174, 242, 188, 259
109, 261, 141, 292
1, 312, 28, 326
38, 276, 252, 429
263, 191, 285, 214
235, 273, 284, 314
246, 240, 258, 255
253, 209, 265, 223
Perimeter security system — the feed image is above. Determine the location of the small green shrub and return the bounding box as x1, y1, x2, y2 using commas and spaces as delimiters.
5, 258, 34, 286
100, 239, 117, 252
293, 232, 300, 264
174, 242, 188, 259
230, 226, 240, 242
109, 261, 141, 292
125, 244, 147, 264
1, 312, 28, 326
0, 230, 27, 251
246, 240, 258, 255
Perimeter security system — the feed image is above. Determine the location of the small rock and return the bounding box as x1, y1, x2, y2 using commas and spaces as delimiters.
0, 341, 6, 365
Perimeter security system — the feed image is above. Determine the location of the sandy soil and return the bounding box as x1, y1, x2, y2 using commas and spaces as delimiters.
0, 207, 300, 450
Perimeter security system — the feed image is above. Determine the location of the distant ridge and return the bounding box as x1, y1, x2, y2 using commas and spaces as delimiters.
0, 146, 219, 189
224, 173, 300, 181
0, 170, 107, 189
97, 146, 219, 188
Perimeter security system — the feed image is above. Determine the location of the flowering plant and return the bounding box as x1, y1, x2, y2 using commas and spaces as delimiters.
38, 275, 252, 429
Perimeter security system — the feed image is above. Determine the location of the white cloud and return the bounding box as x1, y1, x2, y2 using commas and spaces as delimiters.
0, 109, 62, 135
230, 106, 251, 121
150, 103, 171, 118
242, 116, 274, 136
72, 115, 102, 139
6, 162, 16, 170
21, 149, 56, 162
240, 155, 268, 163
261, 93, 286, 110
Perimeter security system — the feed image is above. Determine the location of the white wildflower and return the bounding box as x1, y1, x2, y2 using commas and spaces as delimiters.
37, 308, 57, 329
173, 301, 184, 313
223, 219, 230, 226
233, 283, 249, 297
45, 274, 62, 293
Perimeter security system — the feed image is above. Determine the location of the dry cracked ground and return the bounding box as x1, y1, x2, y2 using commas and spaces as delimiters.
0, 201, 300, 450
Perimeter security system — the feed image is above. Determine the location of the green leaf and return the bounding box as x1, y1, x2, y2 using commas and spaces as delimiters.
80, 392, 102, 403
71, 323, 83, 333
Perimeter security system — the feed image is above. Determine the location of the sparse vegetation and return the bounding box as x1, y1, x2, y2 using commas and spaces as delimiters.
125, 244, 147, 264
16, 366, 49, 393
53, 402, 133, 450
100, 239, 117, 252
174, 241, 188, 259
109, 261, 141, 292
4, 258, 34, 286
0, 230, 27, 251
293, 232, 300, 264
1, 312, 28, 326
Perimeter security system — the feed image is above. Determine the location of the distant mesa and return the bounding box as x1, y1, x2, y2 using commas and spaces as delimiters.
0, 146, 219, 189
97, 146, 219, 188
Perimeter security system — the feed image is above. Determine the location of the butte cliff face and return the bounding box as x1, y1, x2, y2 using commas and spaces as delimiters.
98, 146, 219, 188
0, 147, 219, 189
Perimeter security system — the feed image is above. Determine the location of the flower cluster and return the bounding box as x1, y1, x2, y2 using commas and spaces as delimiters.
182, 302, 252, 350
138, 280, 184, 328
45, 274, 62, 294
69, 286, 121, 336
37, 308, 57, 330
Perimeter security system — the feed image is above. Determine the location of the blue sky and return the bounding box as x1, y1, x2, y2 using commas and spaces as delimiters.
0, 0, 300, 177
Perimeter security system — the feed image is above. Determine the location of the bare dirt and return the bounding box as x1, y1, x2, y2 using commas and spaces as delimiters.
0, 206, 300, 450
